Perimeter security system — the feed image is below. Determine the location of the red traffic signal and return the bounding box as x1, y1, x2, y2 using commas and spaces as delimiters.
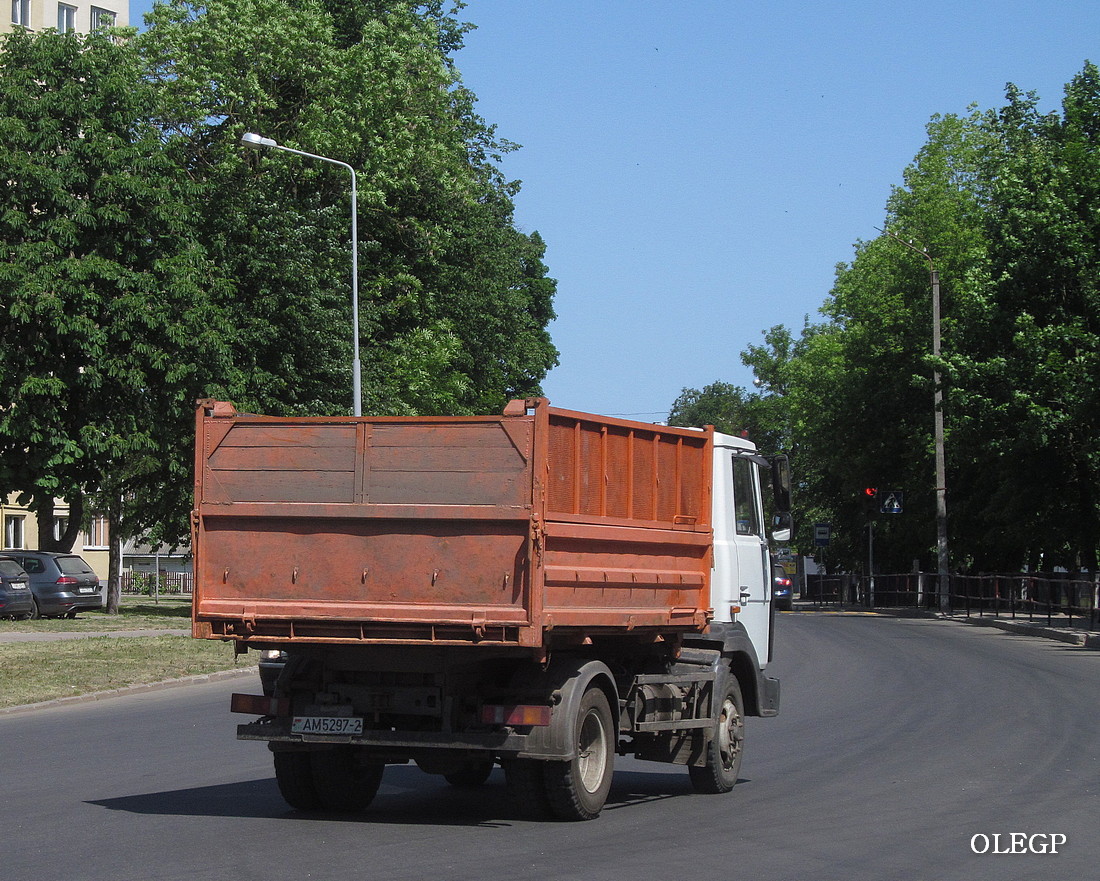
863, 487, 878, 498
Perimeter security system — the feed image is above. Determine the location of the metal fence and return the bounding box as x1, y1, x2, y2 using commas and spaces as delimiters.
801, 571, 1100, 631
120, 571, 194, 596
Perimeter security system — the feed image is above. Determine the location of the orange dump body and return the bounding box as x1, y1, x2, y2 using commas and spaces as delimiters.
192, 398, 714, 651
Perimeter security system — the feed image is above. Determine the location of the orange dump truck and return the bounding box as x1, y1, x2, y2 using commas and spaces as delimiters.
193, 397, 789, 820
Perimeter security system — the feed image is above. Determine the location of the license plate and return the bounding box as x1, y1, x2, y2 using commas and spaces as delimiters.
11, 582, 26, 590
291, 716, 364, 735
78, 587, 95, 594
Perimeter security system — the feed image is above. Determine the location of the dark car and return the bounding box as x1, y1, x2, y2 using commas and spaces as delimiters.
1, 550, 102, 618
772, 571, 794, 611
0, 556, 34, 620
259, 650, 288, 696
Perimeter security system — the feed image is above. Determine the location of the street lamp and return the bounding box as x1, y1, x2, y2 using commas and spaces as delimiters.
881, 228, 950, 613
240, 132, 362, 417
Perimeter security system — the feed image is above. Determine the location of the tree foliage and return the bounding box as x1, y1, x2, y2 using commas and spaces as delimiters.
0, 29, 233, 559
672, 63, 1100, 573
138, 0, 557, 418
0, 1, 557, 567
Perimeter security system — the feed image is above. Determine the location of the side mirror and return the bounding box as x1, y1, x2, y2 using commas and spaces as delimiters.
772, 511, 792, 543
770, 455, 791, 514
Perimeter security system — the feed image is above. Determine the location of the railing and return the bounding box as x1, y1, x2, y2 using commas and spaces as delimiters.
799, 571, 1100, 631
120, 571, 193, 596
948, 574, 1099, 631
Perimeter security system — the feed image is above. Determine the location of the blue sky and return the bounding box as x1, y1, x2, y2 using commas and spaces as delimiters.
132, 0, 1100, 419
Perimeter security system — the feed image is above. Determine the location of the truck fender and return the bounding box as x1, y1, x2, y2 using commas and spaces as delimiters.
514, 657, 618, 761
686, 623, 781, 718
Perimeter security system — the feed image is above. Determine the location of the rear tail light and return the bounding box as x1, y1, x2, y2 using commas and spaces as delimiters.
231, 693, 290, 716
480, 704, 552, 727
56, 576, 78, 585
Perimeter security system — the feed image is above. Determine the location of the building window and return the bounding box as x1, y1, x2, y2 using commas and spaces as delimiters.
86, 514, 109, 549
57, 2, 75, 31
90, 5, 114, 28
5, 515, 25, 549
11, 0, 30, 26
53, 516, 69, 542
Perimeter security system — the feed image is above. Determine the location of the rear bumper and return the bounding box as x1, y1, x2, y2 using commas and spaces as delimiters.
0, 593, 34, 616
237, 718, 529, 756
36, 593, 102, 615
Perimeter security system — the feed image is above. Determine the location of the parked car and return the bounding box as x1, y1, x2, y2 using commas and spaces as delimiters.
1, 550, 102, 618
0, 555, 34, 620
772, 570, 794, 611
259, 650, 287, 696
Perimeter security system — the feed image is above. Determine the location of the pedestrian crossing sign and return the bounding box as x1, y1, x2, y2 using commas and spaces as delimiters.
880, 491, 903, 514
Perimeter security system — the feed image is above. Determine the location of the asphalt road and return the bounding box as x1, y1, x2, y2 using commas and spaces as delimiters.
3, 613, 1097, 881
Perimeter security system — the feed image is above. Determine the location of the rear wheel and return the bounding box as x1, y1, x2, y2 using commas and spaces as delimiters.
273, 751, 319, 811
310, 747, 384, 812
544, 686, 615, 820
502, 758, 553, 820
689, 676, 745, 794
27, 597, 39, 620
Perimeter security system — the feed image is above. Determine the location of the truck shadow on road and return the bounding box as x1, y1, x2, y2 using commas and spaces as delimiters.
88, 765, 732, 826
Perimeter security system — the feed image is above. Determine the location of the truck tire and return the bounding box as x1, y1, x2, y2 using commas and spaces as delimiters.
503, 758, 553, 820
310, 747, 385, 812
689, 675, 745, 794
543, 685, 615, 820
273, 751, 320, 811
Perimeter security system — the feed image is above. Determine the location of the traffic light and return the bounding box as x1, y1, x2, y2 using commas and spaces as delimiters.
862, 486, 879, 514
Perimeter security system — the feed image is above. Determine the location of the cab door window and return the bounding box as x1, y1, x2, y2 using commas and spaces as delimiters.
732, 458, 762, 537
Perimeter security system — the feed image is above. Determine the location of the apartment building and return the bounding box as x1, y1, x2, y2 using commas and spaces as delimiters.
4, 0, 128, 36
1, 494, 111, 579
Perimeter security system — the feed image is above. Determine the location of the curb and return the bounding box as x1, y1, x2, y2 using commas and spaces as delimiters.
0, 665, 259, 716
952, 615, 1100, 649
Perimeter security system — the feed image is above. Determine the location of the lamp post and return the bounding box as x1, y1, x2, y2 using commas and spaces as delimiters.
882, 229, 950, 613
240, 132, 362, 417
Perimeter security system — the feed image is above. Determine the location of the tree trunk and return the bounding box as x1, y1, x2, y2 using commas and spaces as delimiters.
105, 500, 122, 615
35, 491, 84, 553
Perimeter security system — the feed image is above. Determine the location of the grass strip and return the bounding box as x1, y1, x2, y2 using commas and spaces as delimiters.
0, 595, 193, 633
0, 635, 243, 709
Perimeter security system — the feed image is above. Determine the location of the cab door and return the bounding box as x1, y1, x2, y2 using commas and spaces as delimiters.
730, 455, 771, 660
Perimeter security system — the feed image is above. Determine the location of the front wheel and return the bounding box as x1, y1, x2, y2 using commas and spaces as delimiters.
544, 685, 615, 820
689, 675, 745, 794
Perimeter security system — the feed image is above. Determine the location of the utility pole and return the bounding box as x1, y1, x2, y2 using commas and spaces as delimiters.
881, 229, 950, 613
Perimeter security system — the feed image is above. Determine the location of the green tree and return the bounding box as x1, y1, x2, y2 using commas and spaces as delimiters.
950, 66, 1100, 570
668, 381, 755, 436
691, 65, 1100, 574
138, 0, 557, 418
0, 29, 235, 608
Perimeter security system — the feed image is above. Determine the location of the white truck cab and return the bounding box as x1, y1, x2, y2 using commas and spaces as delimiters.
709, 431, 791, 666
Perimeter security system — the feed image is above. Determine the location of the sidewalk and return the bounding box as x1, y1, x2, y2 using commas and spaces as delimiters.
792, 601, 1100, 649
945, 612, 1100, 648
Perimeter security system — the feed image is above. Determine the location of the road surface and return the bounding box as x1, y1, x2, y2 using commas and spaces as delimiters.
3, 612, 1096, 880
